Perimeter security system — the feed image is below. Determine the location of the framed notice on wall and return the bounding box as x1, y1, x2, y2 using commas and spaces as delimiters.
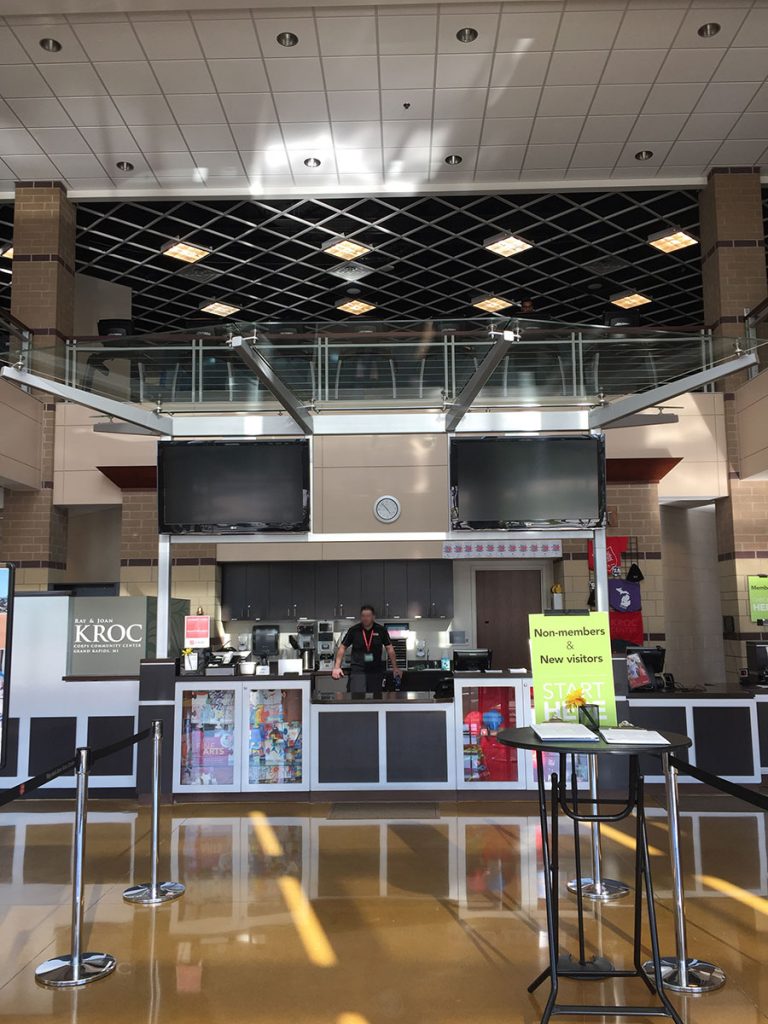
748, 576, 768, 623
0, 563, 15, 769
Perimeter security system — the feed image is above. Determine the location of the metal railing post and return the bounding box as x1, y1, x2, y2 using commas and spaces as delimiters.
642, 753, 725, 993
567, 755, 629, 901
36, 749, 116, 987
124, 721, 185, 906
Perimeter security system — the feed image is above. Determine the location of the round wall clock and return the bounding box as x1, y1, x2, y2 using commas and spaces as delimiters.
373, 495, 401, 524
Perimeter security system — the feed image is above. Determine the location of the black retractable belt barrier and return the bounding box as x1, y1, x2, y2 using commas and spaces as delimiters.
668, 753, 768, 812
89, 725, 152, 767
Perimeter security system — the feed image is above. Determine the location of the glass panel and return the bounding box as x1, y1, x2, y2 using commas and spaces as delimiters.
179, 689, 237, 786
461, 685, 519, 783
247, 688, 304, 785
530, 750, 589, 786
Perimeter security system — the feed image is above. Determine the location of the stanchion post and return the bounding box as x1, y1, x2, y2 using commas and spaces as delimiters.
567, 754, 630, 901
124, 720, 185, 906
642, 753, 725, 993
36, 748, 117, 987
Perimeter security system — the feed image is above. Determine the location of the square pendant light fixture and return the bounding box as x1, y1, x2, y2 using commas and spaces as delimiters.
0, 244, 13, 259
200, 300, 240, 317
162, 240, 210, 264
322, 237, 372, 261
483, 231, 533, 257
647, 227, 698, 253
610, 289, 651, 309
336, 297, 376, 315
472, 295, 514, 313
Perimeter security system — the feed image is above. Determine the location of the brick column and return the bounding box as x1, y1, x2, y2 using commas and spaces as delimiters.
1, 182, 76, 589
700, 167, 768, 682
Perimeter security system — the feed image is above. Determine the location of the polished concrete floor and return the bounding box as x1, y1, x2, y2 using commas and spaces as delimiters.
1, 792, 767, 1023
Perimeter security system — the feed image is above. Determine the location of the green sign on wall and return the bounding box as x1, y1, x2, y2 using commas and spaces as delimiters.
748, 576, 768, 623
529, 611, 617, 726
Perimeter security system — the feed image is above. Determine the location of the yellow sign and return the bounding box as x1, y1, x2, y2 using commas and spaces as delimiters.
529, 612, 617, 726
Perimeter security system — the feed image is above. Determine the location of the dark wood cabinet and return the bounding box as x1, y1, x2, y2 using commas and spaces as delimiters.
292, 562, 316, 619
429, 560, 454, 618
246, 563, 270, 620
383, 561, 408, 618
315, 562, 338, 619
221, 564, 248, 621
337, 562, 361, 620
360, 561, 384, 617
406, 561, 431, 618
267, 563, 293, 620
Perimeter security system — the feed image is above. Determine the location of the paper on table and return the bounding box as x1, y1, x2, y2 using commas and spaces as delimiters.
601, 728, 669, 745
532, 723, 600, 743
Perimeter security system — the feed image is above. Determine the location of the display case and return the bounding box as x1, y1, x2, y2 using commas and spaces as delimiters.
174, 685, 242, 793
454, 675, 529, 789
242, 682, 310, 792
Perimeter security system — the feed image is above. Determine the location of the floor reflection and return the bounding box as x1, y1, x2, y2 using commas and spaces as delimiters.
0, 801, 766, 1023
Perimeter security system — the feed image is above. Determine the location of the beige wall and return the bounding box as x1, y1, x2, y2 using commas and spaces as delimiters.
734, 367, 768, 480
64, 506, 121, 583
0, 379, 43, 491
73, 272, 132, 337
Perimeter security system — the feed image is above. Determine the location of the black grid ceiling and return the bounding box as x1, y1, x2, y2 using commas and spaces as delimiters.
0, 188, 722, 332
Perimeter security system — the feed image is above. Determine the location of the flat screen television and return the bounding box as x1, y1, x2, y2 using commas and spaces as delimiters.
158, 440, 310, 534
0, 563, 14, 769
450, 435, 606, 530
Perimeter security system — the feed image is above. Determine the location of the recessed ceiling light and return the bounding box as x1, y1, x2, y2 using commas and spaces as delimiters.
336, 297, 376, 316
39, 37, 62, 52
200, 300, 240, 317
1, 244, 13, 260
484, 230, 533, 257
456, 27, 479, 43
445, 154, 463, 165
322, 237, 371, 261
161, 240, 210, 264
698, 22, 721, 37
276, 31, 299, 47
472, 295, 514, 313
647, 227, 698, 253
635, 150, 654, 161
304, 157, 321, 168
610, 289, 652, 309
115, 161, 134, 172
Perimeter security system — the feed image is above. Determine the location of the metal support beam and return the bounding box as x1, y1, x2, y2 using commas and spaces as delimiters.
445, 330, 517, 432
229, 335, 314, 435
0, 366, 173, 435
588, 352, 757, 429
156, 534, 171, 659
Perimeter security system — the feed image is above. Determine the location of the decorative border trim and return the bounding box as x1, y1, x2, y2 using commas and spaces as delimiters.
13, 253, 75, 276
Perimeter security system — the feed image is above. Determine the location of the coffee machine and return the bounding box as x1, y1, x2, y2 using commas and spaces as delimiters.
296, 620, 316, 672
316, 620, 335, 671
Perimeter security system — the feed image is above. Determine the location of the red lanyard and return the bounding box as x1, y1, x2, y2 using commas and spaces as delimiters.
362, 627, 375, 652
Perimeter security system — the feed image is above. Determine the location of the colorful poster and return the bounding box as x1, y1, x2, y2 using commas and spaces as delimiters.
0, 564, 13, 769
529, 611, 617, 727
184, 615, 210, 649
248, 689, 303, 785
748, 576, 768, 623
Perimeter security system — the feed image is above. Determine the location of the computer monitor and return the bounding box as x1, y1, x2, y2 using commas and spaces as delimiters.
746, 642, 768, 673
626, 646, 665, 675
453, 648, 492, 672
251, 625, 280, 659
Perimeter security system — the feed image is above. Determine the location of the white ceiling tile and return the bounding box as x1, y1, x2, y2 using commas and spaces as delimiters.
566, 166, 613, 179
747, 82, 768, 111
290, 150, 336, 174
475, 145, 526, 171
5, 154, 59, 177
144, 151, 197, 174
274, 92, 329, 122
579, 115, 635, 143
182, 124, 236, 150
382, 119, 432, 148
486, 87, 542, 117
132, 19, 203, 60
538, 85, 596, 115
207, 59, 266, 93
436, 52, 492, 89
0, 128, 43, 155
643, 83, 706, 114
601, 50, 667, 85
66, 176, 121, 189
480, 117, 533, 145
429, 167, 475, 183
496, 12, 560, 52
555, 11, 623, 50
241, 149, 291, 173
713, 139, 766, 162
713, 49, 768, 82
378, 15, 437, 55
695, 81, 760, 112
113, 95, 173, 125
202, 175, 250, 188
166, 94, 225, 124
193, 18, 259, 60
248, 174, 296, 190
617, 140, 671, 165
678, 111, 739, 139
129, 124, 188, 152
664, 139, 721, 164
280, 122, 333, 149
7, 97, 71, 127
630, 113, 689, 140
728, 111, 768, 140
570, 142, 623, 166
322, 56, 379, 91
656, 49, 726, 83
733, 8, 768, 47
59, 97, 124, 126
0, 27, 30, 64
28, 127, 91, 153
674, 8, 748, 49
154, 174, 203, 186
383, 148, 430, 173
614, 9, 686, 49
433, 118, 483, 146
546, 51, 608, 86
328, 91, 381, 121
338, 172, 384, 187
316, 15, 376, 57
490, 51, 549, 88
331, 122, 382, 148
99, 152, 151, 176
529, 115, 584, 144
220, 94, 277, 123
380, 55, 436, 89
254, 17, 319, 58
524, 144, 574, 168
70, 21, 144, 62
433, 88, 486, 119
95, 61, 161, 95
0, 65, 52, 97
190, 152, 245, 175
0, 100, 21, 128
437, 13, 500, 53
12, 23, 88, 62
429, 144, 476, 165
230, 123, 285, 149
266, 57, 324, 92
78, 125, 135, 149
50, 153, 107, 177
590, 84, 650, 115
335, 148, 383, 174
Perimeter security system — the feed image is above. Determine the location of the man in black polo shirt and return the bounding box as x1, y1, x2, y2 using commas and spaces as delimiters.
331, 604, 399, 694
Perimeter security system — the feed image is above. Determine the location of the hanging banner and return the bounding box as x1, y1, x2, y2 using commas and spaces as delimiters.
0, 563, 15, 770
529, 611, 617, 727
442, 539, 562, 559
748, 576, 768, 623
587, 536, 628, 573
